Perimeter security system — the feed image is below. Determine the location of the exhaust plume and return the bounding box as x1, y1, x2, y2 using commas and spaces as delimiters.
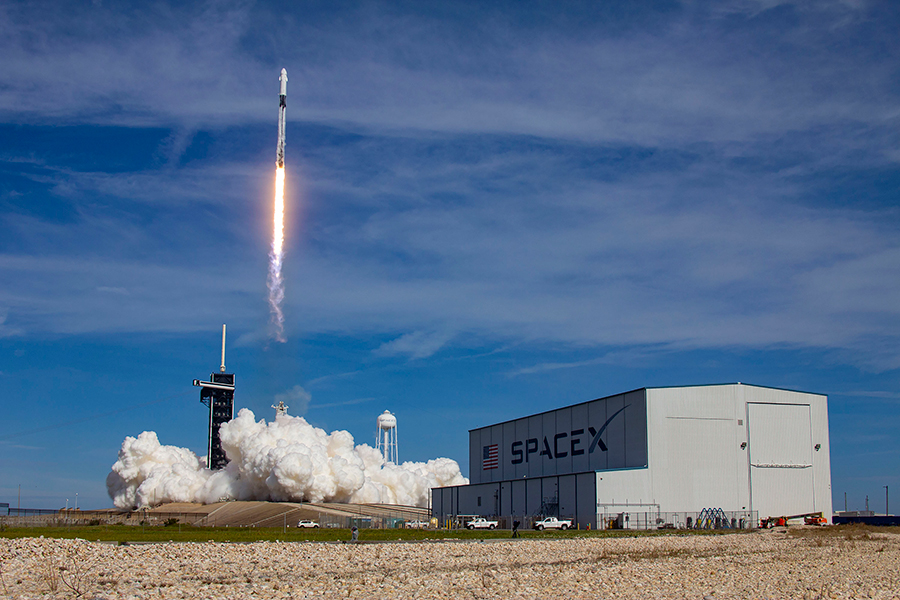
106, 408, 468, 509
267, 166, 286, 342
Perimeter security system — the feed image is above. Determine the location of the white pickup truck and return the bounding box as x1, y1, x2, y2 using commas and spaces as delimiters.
533, 517, 572, 530
466, 517, 499, 530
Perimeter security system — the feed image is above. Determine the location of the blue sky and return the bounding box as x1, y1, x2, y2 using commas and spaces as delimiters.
1, 0, 898, 512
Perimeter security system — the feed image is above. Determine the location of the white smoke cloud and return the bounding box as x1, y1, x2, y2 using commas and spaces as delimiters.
106, 408, 468, 509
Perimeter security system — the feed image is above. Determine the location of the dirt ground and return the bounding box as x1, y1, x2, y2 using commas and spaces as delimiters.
1, 527, 899, 599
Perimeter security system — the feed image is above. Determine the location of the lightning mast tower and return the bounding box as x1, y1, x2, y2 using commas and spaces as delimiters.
192, 324, 235, 470
375, 410, 398, 465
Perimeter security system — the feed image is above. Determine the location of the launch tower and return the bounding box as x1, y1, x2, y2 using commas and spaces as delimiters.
192, 325, 235, 470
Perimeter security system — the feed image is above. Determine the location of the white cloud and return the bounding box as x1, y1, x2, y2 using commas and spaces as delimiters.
96, 287, 129, 295
0, 307, 23, 338
2, 144, 898, 369
274, 385, 312, 416
0, 1, 895, 162
507, 357, 610, 377
374, 331, 455, 360
0, 2, 898, 373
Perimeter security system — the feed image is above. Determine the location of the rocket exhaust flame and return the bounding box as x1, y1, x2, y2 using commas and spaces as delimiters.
268, 166, 286, 342
268, 68, 288, 342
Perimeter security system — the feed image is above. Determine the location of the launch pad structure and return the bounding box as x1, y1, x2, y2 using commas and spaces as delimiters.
193, 325, 235, 470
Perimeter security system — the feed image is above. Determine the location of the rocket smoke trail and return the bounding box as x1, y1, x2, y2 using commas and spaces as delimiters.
267, 167, 286, 342
268, 69, 288, 342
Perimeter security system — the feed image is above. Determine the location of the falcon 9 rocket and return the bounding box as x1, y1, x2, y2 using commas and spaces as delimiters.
276, 68, 287, 168
268, 68, 288, 342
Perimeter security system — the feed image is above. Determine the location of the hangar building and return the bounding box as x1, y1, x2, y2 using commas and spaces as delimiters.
432, 384, 832, 528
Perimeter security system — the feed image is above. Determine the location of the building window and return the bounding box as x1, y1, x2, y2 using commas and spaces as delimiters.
477, 497, 481, 507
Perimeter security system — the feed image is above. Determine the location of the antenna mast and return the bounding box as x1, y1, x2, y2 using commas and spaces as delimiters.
220, 324, 226, 372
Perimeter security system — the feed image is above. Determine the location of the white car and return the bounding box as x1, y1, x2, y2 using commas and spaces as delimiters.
297, 520, 319, 528
533, 517, 572, 530
406, 520, 429, 529
466, 518, 498, 530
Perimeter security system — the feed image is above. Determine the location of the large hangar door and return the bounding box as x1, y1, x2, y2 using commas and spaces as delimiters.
748, 403, 815, 519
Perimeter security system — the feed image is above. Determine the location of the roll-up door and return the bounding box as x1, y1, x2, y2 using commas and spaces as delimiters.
747, 403, 815, 519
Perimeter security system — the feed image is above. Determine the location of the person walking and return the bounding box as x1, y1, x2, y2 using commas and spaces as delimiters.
512, 520, 520, 538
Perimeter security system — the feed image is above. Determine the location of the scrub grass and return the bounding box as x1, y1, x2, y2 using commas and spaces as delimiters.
0, 524, 742, 544
787, 524, 900, 540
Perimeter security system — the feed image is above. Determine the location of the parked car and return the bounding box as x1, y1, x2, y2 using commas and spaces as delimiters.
466, 517, 498, 530
406, 520, 429, 529
533, 517, 572, 530
297, 520, 319, 528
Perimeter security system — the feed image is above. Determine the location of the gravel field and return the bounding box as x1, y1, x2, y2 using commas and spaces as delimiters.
1, 529, 899, 599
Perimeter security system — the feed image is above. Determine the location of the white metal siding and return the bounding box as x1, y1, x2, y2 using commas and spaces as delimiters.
748, 402, 816, 518
645, 385, 830, 519
646, 386, 749, 513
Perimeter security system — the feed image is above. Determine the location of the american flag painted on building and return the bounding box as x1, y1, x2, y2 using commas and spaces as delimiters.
483, 444, 499, 470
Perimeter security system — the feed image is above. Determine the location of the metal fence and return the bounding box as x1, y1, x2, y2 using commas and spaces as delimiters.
312, 514, 409, 529
432, 509, 758, 531
0, 511, 207, 528
433, 515, 581, 530
597, 509, 757, 530
0, 506, 431, 530
2, 506, 757, 531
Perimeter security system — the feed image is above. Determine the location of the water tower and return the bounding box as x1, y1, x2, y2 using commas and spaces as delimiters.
375, 410, 398, 464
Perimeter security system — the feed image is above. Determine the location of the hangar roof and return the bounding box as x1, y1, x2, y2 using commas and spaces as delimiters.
468, 382, 825, 432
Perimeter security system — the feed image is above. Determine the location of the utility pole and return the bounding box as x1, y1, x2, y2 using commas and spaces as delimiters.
885, 486, 889, 516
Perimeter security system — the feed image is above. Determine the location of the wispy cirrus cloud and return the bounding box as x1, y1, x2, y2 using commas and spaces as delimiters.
374, 330, 456, 360
2, 133, 899, 368
0, 0, 898, 373
2, 0, 900, 511
1, 1, 897, 158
